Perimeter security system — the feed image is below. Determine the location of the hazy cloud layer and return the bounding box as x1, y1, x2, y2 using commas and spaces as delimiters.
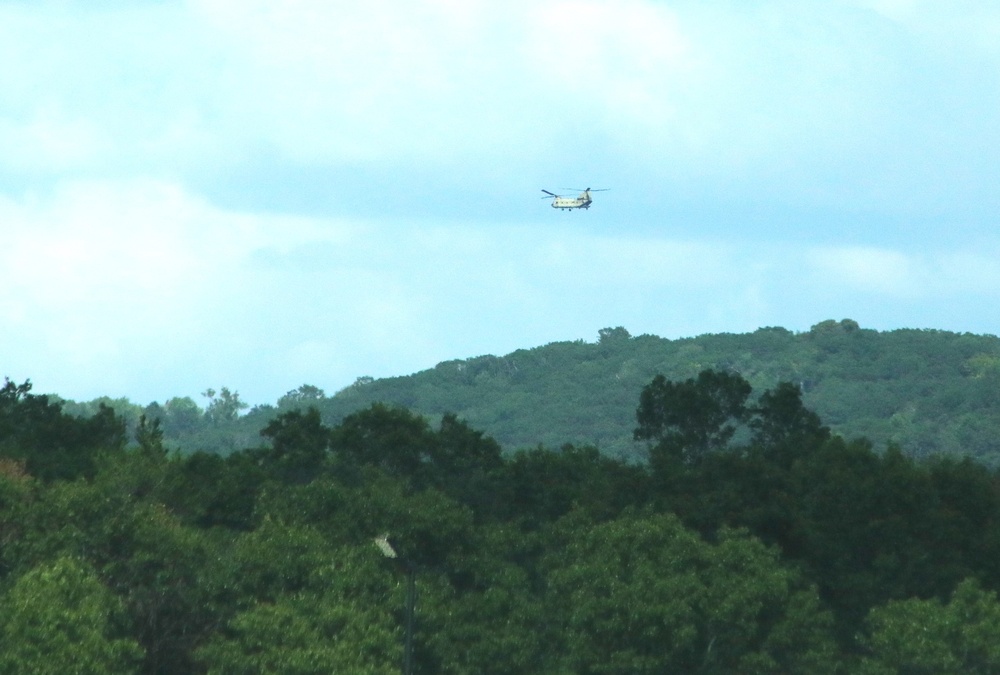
2, 1, 999, 404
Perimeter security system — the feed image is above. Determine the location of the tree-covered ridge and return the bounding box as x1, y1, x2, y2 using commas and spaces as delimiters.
55, 319, 1000, 464
299, 319, 1000, 464
2, 371, 1000, 672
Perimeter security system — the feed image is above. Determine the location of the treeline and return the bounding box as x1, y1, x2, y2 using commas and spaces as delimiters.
58, 385, 262, 457
326, 320, 1000, 464
2, 374, 1000, 673
58, 320, 1000, 465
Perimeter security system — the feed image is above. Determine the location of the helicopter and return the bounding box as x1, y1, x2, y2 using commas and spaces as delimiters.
541, 187, 609, 210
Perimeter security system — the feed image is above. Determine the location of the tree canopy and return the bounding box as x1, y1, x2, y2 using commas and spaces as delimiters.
59, 321, 1000, 465
1, 367, 1000, 672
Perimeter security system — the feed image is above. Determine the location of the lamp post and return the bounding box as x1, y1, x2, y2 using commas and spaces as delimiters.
374, 535, 416, 675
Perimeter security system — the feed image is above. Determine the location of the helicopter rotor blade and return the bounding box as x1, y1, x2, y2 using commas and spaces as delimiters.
541, 189, 558, 197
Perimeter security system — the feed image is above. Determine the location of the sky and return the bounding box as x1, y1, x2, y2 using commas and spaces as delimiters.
3, 0, 1000, 406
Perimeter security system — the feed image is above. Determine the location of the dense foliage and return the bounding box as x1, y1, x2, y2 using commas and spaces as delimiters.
3, 369, 1000, 672
60, 320, 1000, 465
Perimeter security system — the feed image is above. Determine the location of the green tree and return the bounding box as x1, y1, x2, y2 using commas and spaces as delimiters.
100, 503, 216, 674
749, 381, 829, 452
251, 470, 477, 576
150, 450, 265, 530
425, 413, 505, 514
542, 512, 837, 674
788, 440, 962, 641
134, 414, 167, 457
926, 456, 1000, 589
329, 404, 435, 481
326, 404, 507, 503
212, 520, 341, 604
203, 387, 249, 426
0, 468, 220, 674
494, 444, 648, 527
0, 378, 125, 481
634, 370, 752, 466
197, 594, 398, 675
0, 557, 143, 674
598, 326, 632, 345
278, 384, 327, 409
860, 579, 1000, 674
259, 407, 330, 483
197, 540, 399, 674
420, 525, 553, 674
158, 396, 204, 436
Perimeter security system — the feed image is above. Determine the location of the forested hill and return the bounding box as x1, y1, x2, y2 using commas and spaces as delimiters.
13, 324, 1000, 672
315, 320, 1000, 464
64, 319, 1000, 464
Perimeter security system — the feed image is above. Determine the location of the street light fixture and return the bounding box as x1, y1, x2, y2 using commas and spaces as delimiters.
374, 534, 398, 559
374, 534, 416, 675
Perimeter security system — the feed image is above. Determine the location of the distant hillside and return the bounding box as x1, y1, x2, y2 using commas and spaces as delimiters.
276, 319, 1000, 465
60, 320, 1000, 465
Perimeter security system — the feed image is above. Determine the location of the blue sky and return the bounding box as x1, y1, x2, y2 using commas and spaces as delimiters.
3, 0, 1000, 406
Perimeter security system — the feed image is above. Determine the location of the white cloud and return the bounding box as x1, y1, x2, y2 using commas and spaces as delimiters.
0, 1, 927, 176
0, 179, 321, 397
0, 111, 104, 172
5, 1, 1000, 403
809, 246, 919, 296
807, 244, 1000, 298
532, 234, 734, 288
859, 0, 1000, 54
4, 175, 1000, 403
936, 251, 1000, 290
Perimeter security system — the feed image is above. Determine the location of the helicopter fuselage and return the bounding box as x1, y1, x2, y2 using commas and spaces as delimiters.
550, 191, 592, 210
542, 187, 606, 210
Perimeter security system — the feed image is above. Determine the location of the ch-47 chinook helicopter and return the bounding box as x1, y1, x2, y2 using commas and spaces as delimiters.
541, 187, 609, 210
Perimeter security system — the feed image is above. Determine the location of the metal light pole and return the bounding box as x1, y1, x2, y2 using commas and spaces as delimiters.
375, 534, 416, 675
403, 562, 415, 675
